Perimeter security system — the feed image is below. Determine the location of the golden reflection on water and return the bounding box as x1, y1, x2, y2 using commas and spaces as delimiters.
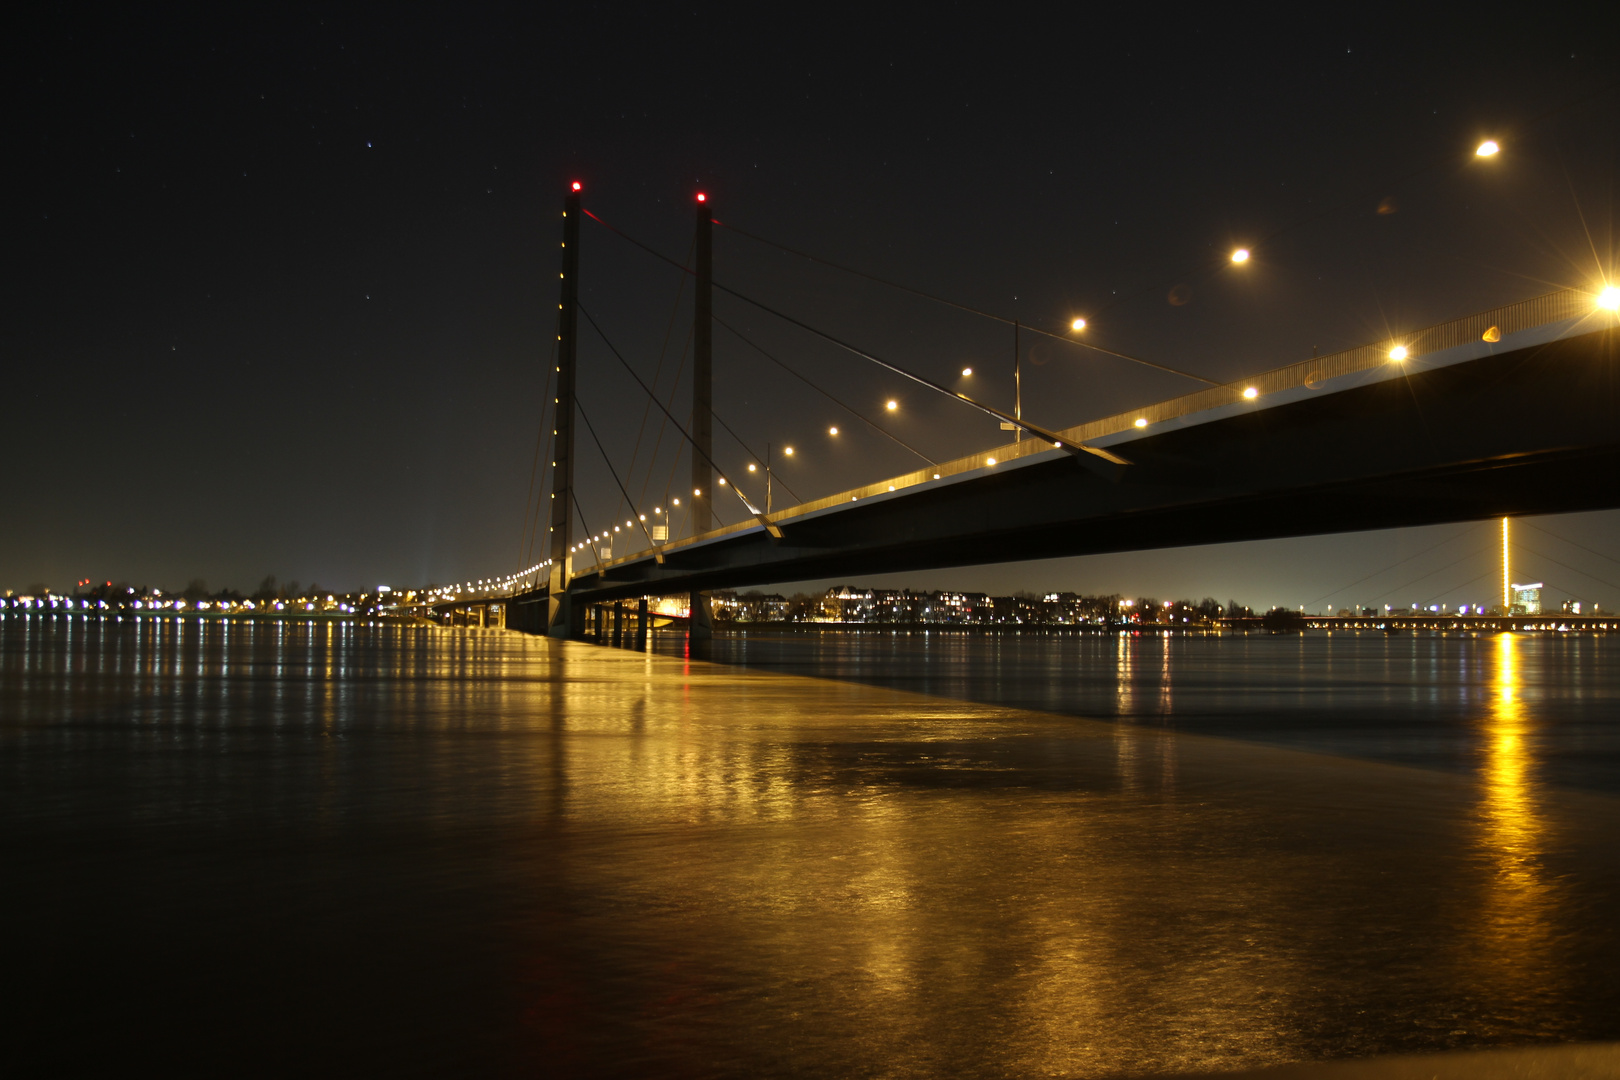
8, 621, 1617, 1075
1474, 632, 1556, 984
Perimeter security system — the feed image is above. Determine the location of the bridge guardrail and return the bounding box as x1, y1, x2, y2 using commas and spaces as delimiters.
589, 287, 1614, 573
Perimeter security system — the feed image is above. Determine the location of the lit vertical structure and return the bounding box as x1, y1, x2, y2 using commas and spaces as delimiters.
547, 183, 581, 638
1502, 517, 1510, 612
1013, 321, 1022, 443
690, 192, 714, 641
692, 193, 713, 533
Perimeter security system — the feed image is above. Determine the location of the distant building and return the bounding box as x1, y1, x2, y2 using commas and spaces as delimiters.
736, 592, 788, 622
816, 587, 1131, 625
1511, 583, 1543, 616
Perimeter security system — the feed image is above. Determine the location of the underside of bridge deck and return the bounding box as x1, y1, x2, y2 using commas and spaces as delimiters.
523, 326, 1619, 608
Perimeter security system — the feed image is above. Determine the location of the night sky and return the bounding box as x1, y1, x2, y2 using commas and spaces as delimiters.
9, 7, 1618, 609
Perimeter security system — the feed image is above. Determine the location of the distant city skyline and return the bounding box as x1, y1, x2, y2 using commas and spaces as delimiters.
14, 507, 1614, 617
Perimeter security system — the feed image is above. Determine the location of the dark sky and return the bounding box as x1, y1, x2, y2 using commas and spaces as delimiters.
9, 6, 1618, 608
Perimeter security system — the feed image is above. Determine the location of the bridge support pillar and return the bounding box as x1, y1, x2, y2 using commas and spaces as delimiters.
545, 183, 581, 640
546, 587, 575, 640
689, 590, 712, 642
612, 604, 624, 648
637, 597, 649, 651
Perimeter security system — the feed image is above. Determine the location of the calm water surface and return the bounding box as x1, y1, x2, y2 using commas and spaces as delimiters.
5, 617, 1620, 1077
670, 629, 1620, 792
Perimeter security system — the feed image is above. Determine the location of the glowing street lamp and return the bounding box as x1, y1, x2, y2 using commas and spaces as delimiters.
828, 426, 839, 435
1598, 285, 1620, 312
1230, 248, 1250, 264
885, 400, 898, 411
1389, 345, 1409, 361
1476, 140, 1500, 157
1070, 317, 1087, 331
961, 367, 973, 377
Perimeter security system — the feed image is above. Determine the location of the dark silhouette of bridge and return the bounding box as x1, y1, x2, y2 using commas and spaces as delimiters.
434, 185, 1620, 640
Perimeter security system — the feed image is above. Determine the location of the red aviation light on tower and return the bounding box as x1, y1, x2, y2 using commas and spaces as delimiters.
696, 192, 707, 202
570, 181, 582, 192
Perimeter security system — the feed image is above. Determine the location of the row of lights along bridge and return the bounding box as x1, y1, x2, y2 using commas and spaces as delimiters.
550, 138, 1613, 569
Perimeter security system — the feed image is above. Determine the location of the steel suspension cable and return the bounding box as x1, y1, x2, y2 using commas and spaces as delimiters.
571, 492, 601, 566
1417, 568, 1499, 608
612, 236, 696, 529
1301, 526, 1475, 610
517, 318, 559, 573
714, 313, 936, 466
709, 281, 1109, 457
521, 409, 554, 586
578, 302, 778, 530
1510, 538, 1620, 595
1366, 543, 1496, 607
1519, 520, 1620, 569
639, 324, 693, 513
713, 219, 1218, 385
709, 409, 802, 505
581, 207, 1112, 459
576, 398, 665, 559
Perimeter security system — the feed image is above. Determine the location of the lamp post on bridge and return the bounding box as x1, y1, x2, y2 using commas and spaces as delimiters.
1014, 321, 1022, 443
1001, 321, 1023, 442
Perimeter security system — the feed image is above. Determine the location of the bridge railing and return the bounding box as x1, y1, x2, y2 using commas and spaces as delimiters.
586, 287, 1612, 573
1060, 287, 1599, 445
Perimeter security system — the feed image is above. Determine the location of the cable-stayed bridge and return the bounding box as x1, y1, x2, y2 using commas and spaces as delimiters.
435, 185, 1620, 639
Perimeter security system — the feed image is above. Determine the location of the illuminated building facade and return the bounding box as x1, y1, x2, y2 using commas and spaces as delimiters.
1510, 583, 1543, 616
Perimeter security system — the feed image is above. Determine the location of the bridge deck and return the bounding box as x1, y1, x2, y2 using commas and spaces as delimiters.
516, 288, 1618, 607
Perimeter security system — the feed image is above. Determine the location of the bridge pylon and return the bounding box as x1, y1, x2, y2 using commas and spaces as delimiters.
690, 191, 714, 639
547, 182, 581, 638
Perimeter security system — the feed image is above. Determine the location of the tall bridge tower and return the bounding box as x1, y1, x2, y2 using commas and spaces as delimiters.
546, 183, 581, 637
689, 192, 715, 639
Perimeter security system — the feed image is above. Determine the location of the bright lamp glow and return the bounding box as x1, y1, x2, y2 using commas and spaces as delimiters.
1389, 345, 1409, 361
1231, 248, 1250, 264
570, 181, 582, 191
1598, 286, 1620, 312
1071, 318, 1087, 331
885, 400, 897, 411
1243, 387, 1258, 399
962, 367, 972, 376
696, 192, 706, 202
1476, 140, 1499, 157
747, 463, 756, 472
1134, 418, 1147, 428
828, 426, 839, 435
783, 446, 794, 455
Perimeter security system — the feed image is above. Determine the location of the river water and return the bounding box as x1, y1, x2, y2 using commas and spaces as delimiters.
5, 617, 1620, 1077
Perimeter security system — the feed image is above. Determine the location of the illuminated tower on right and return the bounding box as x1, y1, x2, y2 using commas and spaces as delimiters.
1502, 517, 1510, 612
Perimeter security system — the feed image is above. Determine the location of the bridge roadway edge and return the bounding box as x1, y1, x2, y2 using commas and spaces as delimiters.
512, 325, 1619, 608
